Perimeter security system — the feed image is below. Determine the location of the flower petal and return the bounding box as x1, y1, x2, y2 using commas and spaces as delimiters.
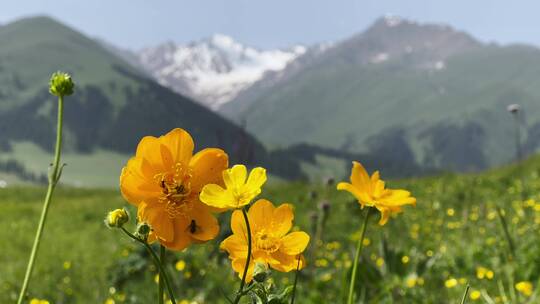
137, 202, 174, 242
268, 251, 300, 272
199, 184, 235, 209
159, 128, 194, 166
223, 165, 247, 189
220, 234, 248, 257
248, 199, 275, 232
272, 203, 294, 237
120, 158, 161, 205
350, 161, 371, 192
244, 167, 266, 193
230, 209, 249, 241
337, 182, 371, 205
231, 257, 255, 282
280, 232, 310, 255
161, 216, 192, 251
135, 136, 166, 173
189, 148, 229, 192
187, 205, 219, 242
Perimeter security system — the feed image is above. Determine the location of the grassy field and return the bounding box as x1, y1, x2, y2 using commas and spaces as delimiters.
2, 156, 540, 303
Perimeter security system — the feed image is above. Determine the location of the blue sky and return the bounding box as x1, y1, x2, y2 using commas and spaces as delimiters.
1, 0, 539, 50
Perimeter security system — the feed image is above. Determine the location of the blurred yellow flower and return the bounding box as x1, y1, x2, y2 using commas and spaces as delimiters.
401, 255, 410, 264
120, 128, 229, 251
515, 281, 533, 296
30, 299, 50, 304
445, 278, 458, 288
200, 165, 266, 209
469, 290, 481, 300
175, 260, 186, 271
446, 208, 455, 216
104, 299, 115, 304
337, 161, 416, 225
476, 266, 494, 280
220, 199, 310, 282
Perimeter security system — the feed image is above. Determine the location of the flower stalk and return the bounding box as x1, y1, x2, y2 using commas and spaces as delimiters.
233, 207, 252, 304
290, 256, 302, 304
17, 72, 73, 304
347, 207, 371, 304
120, 227, 177, 304
158, 245, 166, 304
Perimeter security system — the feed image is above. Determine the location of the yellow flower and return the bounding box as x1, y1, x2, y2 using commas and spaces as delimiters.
175, 260, 186, 271
515, 281, 533, 296
30, 299, 50, 304
120, 128, 229, 251
200, 165, 266, 209
220, 199, 310, 282
105, 208, 129, 228
337, 161, 416, 225
445, 278, 458, 288
469, 290, 481, 300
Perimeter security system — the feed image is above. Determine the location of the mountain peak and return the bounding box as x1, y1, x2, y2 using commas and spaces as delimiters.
137, 35, 306, 109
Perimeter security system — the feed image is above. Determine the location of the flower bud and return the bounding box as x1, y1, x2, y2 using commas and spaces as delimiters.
105, 208, 129, 228
135, 222, 151, 241
252, 262, 269, 283
49, 71, 74, 97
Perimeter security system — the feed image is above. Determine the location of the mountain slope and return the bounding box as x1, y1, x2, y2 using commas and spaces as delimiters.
0, 16, 269, 186
221, 16, 540, 172
137, 35, 306, 109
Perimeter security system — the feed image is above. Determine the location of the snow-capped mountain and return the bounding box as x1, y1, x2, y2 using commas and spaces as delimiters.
138, 34, 306, 109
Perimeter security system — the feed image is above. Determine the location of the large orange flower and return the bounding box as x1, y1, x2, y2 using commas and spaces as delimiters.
120, 128, 229, 250
220, 199, 310, 282
337, 161, 416, 225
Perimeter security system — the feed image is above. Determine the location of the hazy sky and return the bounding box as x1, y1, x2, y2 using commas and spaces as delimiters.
1, 0, 539, 50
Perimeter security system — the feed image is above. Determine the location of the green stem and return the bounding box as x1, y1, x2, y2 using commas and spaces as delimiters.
233, 208, 252, 304
496, 207, 516, 259
121, 228, 176, 304
158, 245, 165, 304
347, 208, 371, 304
17, 95, 65, 304
460, 285, 471, 304
290, 255, 301, 304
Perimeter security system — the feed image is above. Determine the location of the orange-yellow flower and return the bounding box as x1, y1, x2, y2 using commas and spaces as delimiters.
220, 199, 310, 282
337, 161, 416, 225
120, 128, 229, 250
199, 164, 266, 209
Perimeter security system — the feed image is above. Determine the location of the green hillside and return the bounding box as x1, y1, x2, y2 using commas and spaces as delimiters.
0, 16, 270, 187
222, 18, 540, 173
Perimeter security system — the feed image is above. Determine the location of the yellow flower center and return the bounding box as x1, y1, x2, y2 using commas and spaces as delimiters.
155, 162, 194, 218
254, 231, 281, 253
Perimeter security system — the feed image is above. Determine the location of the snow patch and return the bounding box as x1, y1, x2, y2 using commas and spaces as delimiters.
139, 34, 306, 109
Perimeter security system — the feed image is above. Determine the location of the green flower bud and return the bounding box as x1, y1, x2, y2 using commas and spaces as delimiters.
49, 71, 74, 97
135, 222, 151, 241
105, 208, 129, 228
253, 262, 270, 283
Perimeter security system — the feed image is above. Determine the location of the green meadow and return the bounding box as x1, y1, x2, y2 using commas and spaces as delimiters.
2, 155, 540, 303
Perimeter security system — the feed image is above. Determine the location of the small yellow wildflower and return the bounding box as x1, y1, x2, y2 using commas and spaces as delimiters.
515, 281, 533, 296
401, 255, 410, 264
200, 164, 267, 209
469, 290, 481, 300
180, 301, 190, 304
175, 260, 186, 271
63, 261, 71, 270
337, 161, 416, 225
362, 238, 371, 246
376, 257, 384, 267
446, 208, 455, 216
30, 299, 50, 304
406, 277, 417, 288
104, 299, 115, 304
445, 278, 458, 288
